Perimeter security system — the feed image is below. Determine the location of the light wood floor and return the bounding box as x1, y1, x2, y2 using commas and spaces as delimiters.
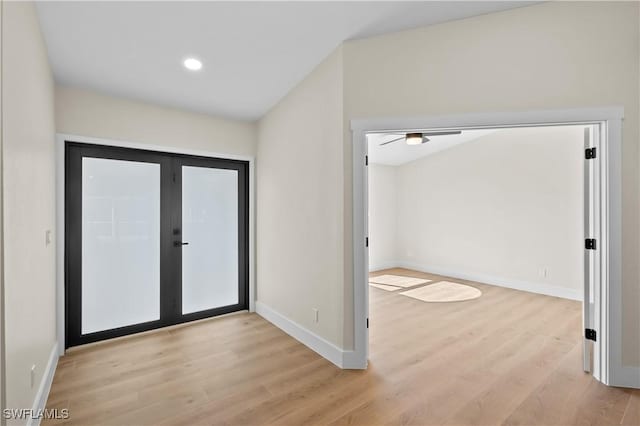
45, 268, 639, 425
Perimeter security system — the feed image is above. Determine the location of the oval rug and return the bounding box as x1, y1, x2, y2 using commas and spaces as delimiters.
400, 281, 482, 302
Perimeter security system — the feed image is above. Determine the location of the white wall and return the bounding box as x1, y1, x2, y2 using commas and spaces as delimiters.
0, 0, 4, 414
377, 126, 584, 299
367, 164, 397, 271
342, 1, 640, 364
257, 47, 344, 348
55, 86, 257, 157
2, 1, 57, 421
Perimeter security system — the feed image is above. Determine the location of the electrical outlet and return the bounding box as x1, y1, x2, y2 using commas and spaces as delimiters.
30, 365, 36, 388
45, 230, 52, 246
540, 267, 549, 279
313, 308, 319, 323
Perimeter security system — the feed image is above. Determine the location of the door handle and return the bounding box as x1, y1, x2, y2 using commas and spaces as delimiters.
174, 241, 189, 247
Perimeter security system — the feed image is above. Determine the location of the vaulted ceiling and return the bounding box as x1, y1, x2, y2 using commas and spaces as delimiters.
36, 1, 534, 120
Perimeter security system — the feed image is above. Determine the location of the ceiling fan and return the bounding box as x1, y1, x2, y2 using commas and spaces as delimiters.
379, 130, 462, 146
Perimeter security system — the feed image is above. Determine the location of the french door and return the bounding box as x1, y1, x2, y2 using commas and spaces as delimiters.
65, 142, 249, 347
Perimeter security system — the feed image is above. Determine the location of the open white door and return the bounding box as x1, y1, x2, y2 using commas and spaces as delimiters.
364, 136, 370, 361
583, 125, 602, 380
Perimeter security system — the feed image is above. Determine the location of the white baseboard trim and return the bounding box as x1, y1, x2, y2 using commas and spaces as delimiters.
342, 350, 367, 369
255, 301, 363, 369
611, 365, 640, 389
27, 342, 59, 426
396, 261, 582, 301
369, 260, 401, 272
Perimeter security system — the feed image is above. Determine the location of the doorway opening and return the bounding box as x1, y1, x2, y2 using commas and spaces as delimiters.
366, 124, 597, 377
64, 142, 249, 347
350, 108, 625, 387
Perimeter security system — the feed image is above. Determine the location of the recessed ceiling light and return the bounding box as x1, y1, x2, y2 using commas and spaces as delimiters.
183, 57, 202, 71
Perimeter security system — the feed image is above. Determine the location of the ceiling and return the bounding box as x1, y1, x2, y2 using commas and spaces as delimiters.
368, 129, 498, 166
36, 1, 534, 121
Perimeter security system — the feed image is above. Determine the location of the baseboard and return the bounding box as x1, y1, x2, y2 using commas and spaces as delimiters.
342, 350, 367, 369
395, 261, 582, 301
611, 365, 640, 389
27, 342, 59, 426
369, 260, 401, 272
255, 301, 355, 369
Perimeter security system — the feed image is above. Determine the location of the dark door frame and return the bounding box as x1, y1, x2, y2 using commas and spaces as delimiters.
65, 141, 249, 348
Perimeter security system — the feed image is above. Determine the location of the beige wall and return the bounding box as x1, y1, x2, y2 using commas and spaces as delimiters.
384, 126, 584, 296
2, 1, 56, 419
55, 86, 257, 157
343, 1, 640, 364
257, 47, 344, 346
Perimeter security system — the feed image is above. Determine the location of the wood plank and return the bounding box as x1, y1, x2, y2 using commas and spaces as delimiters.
44, 268, 635, 426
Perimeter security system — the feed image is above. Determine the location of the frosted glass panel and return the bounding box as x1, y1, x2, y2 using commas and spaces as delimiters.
82, 158, 160, 334
182, 166, 238, 314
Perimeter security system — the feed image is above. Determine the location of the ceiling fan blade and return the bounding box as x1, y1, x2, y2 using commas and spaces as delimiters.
421, 130, 462, 137
379, 136, 405, 146
378, 130, 461, 146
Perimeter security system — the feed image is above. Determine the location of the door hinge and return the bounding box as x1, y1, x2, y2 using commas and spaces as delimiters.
585, 238, 597, 250
366, 237, 369, 247
366, 318, 369, 328
585, 147, 597, 159
585, 328, 597, 341
365, 155, 368, 166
